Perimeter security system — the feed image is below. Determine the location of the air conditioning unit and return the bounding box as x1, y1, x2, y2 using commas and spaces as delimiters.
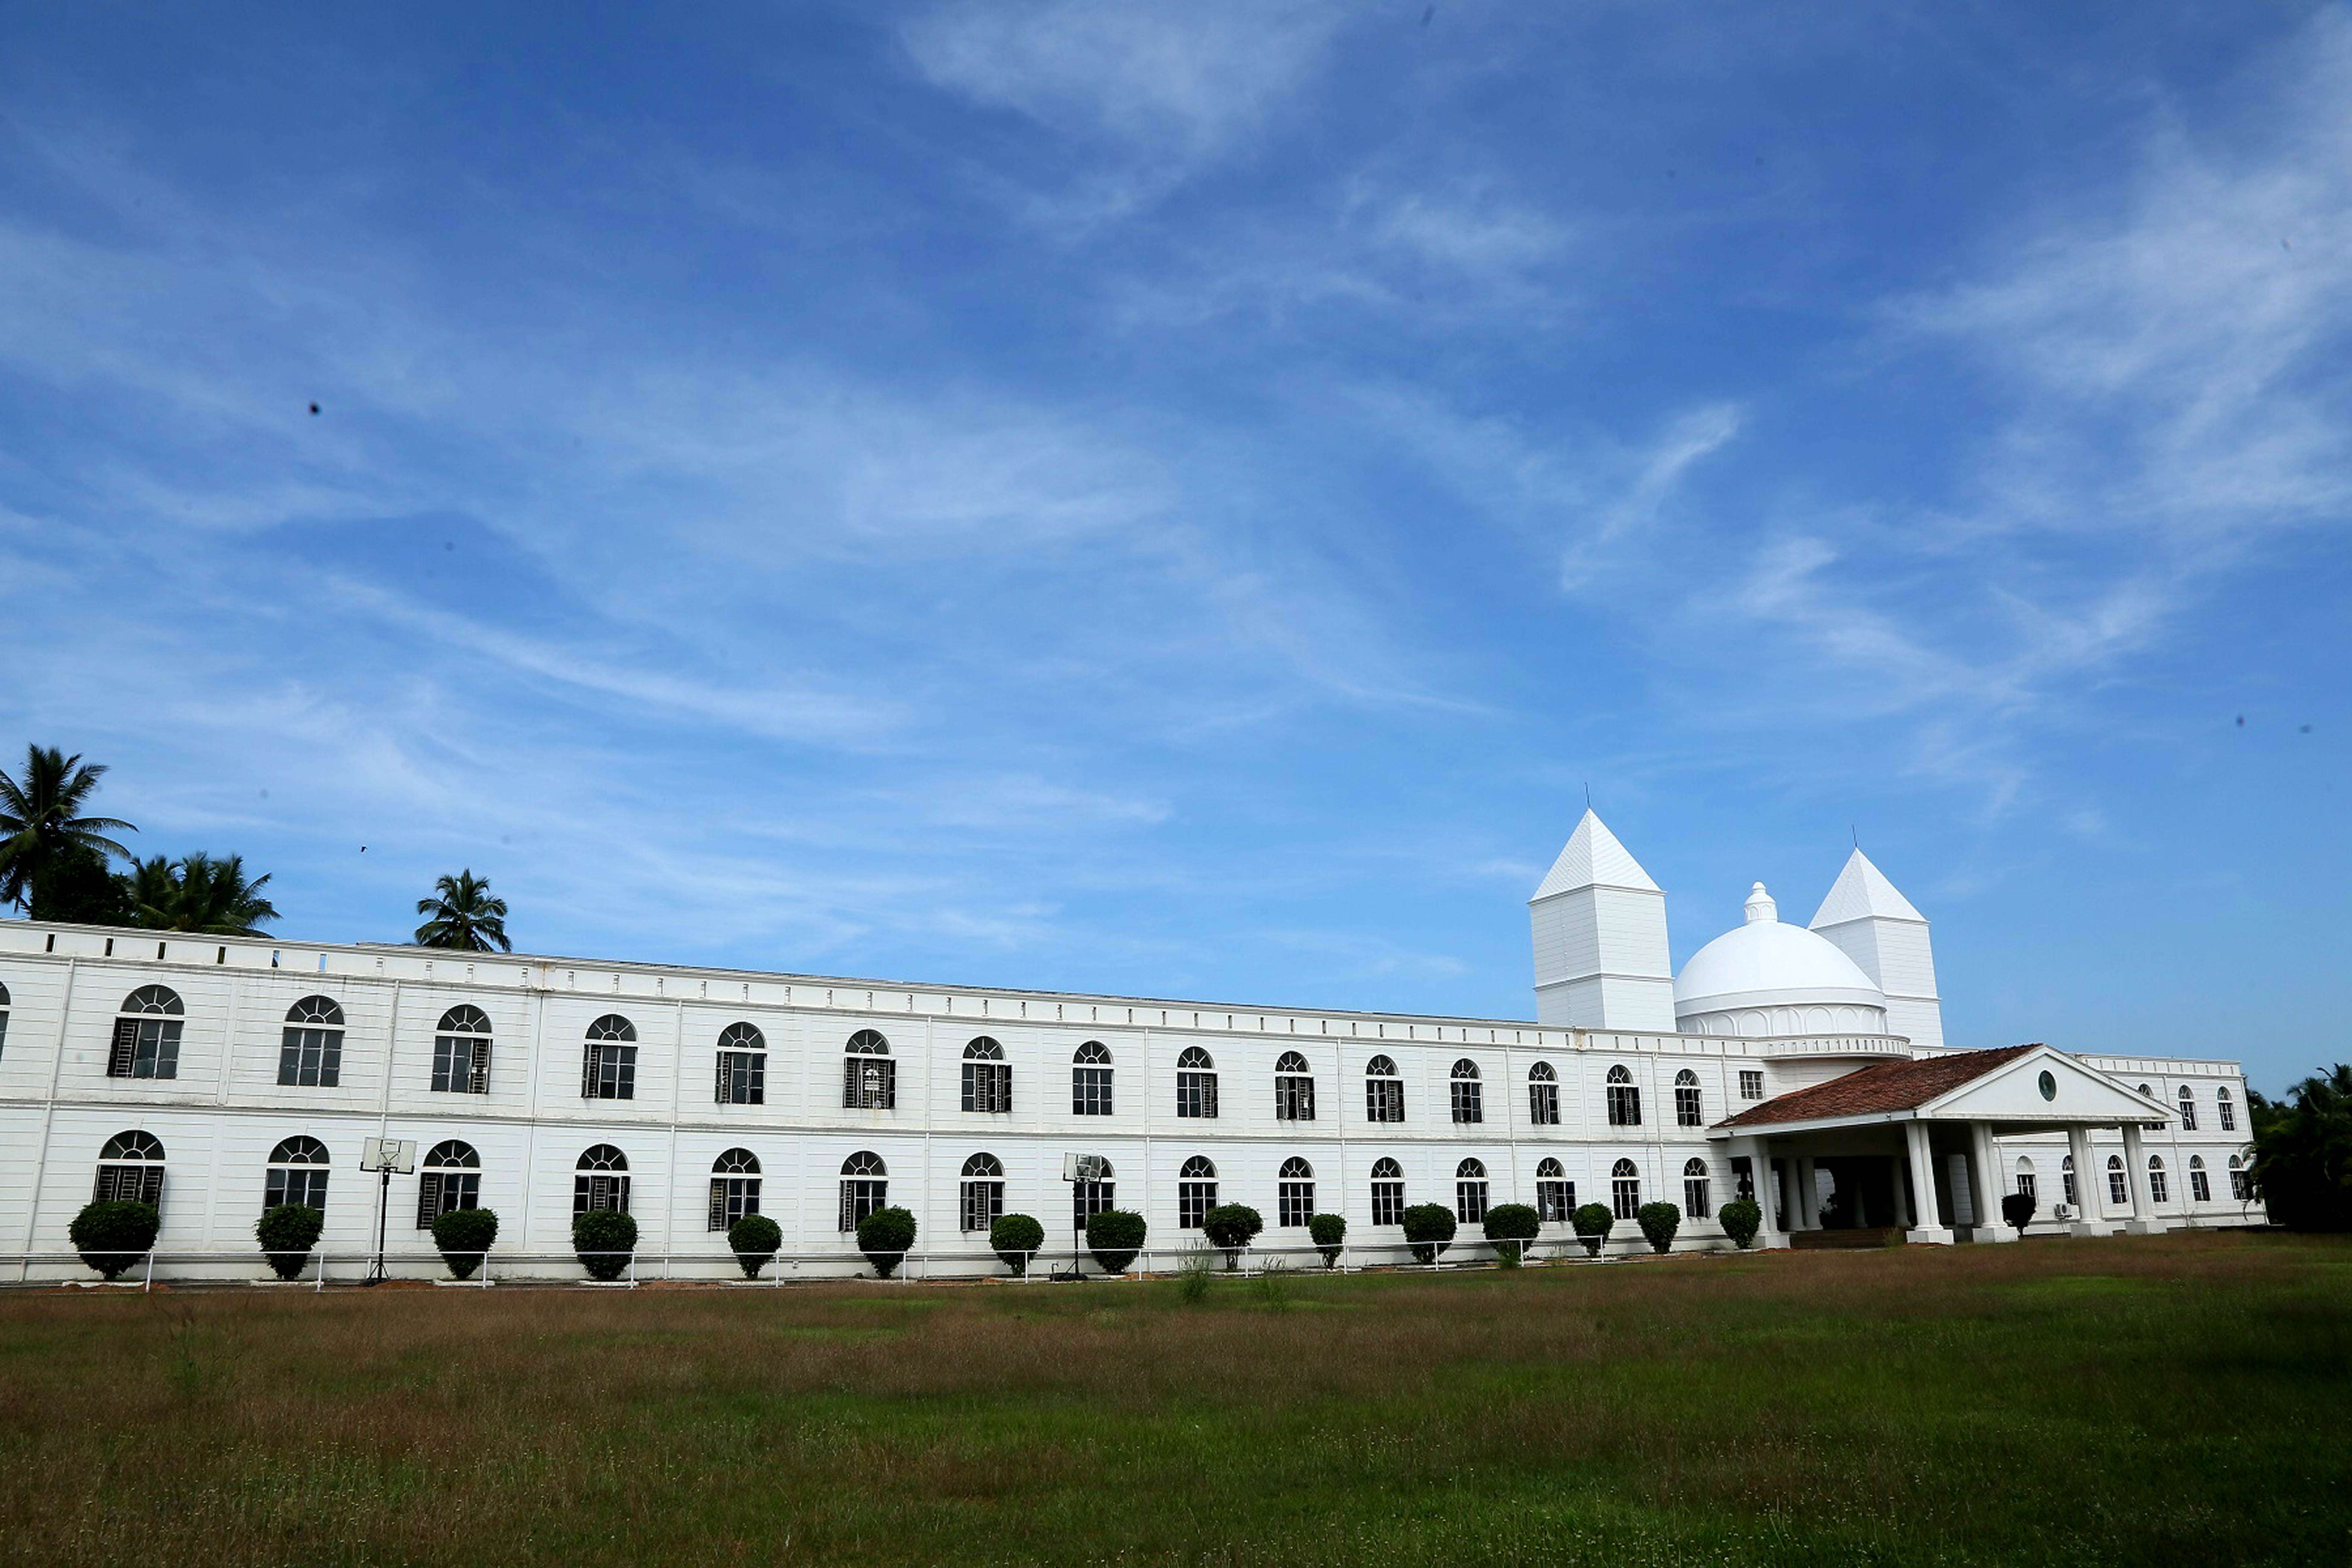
2051, 1202, 2073, 1221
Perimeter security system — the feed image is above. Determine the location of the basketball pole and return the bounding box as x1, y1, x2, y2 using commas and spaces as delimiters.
368, 1163, 391, 1285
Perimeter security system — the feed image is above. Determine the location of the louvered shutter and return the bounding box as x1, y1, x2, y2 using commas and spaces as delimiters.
417, 1173, 442, 1229
709, 1180, 727, 1231
469, 1039, 491, 1093
108, 1018, 138, 1077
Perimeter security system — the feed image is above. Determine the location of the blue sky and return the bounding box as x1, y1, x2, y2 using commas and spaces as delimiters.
2, 3, 2346, 1092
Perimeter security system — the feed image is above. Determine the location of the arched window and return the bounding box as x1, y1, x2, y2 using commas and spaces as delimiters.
1072, 1041, 1114, 1116
1072, 1155, 1115, 1233
432, 1005, 493, 1094
1369, 1156, 1406, 1226
2147, 1156, 2169, 1205
706, 1147, 762, 1230
278, 996, 345, 1087
2228, 1154, 2251, 1201
1365, 1055, 1404, 1124
959, 1153, 1005, 1233
1674, 1069, 1703, 1128
1454, 1157, 1489, 1224
582, 1016, 637, 1100
1611, 1157, 1641, 1220
837, 1151, 886, 1231
2136, 1082, 2153, 1098
93, 1130, 166, 1206
417, 1139, 481, 1227
843, 1030, 895, 1110
1274, 1050, 1315, 1121
2059, 1153, 2078, 1208
1682, 1157, 1712, 1219
1176, 1046, 1219, 1119
715, 1022, 767, 1106
1605, 1065, 1642, 1127
263, 1136, 330, 1212
2013, 1156, 2037, 1202
2188, 1155, 2211, 1203
1527, 1061, 1560, 1126
2217, 1086, 2236, 1132
962, 1037, 1011, 1115
2176, 1085, 2198, 1131
1535, 1157, 1572, 1222
575, 1145, 630, 1215
1278, 1157, 1315, 1227
2105, 1154, 2128, 1208
1449, 1059, 1484, 1125
109, 986, 184, 1080
1178, 1155, 1218, 1229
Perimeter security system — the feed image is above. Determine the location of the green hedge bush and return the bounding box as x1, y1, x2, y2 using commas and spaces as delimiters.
1401, 1203, 1456, 1264
1637, 1200, 1682, 1254
255, 1204, 324, 1280
1717, 1196, 1762, 1250
857, 1206, 917, 1278
1482, 1203, 1540, 1267
990, 1213, 1045, 1276
68, 1200, 160, 1281
1085, 1208, 1146, 1274
728, 1214, 782, 1279
572, 1208, 638, 1281
431, 1207, 499, 1279
1308, 1212, 1347, 1269
1571, 1201, 1615, 1256
1202, 1203, 1263, 1268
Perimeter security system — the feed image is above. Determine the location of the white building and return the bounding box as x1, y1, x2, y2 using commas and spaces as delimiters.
0, 812, 2259, 1280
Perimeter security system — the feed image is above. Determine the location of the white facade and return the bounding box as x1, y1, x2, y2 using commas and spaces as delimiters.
0, 816, 2260, 1281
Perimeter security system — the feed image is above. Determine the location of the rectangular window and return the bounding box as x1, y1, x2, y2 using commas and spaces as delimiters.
709, 1177, 760, 1231
110, 1017, 182, 1080
1278, 1181, 1314, 1228
1738, 1069, 1763, 1100
843, 1057, 897, 1110
1675, 1086, 1703, 1127
1606, 1084, 1642, 1127
264, 1167, 329, 1211
2107, 1165, 2129, 1207
1450, 1081, 1483, 1125
962, 1061, 1012, 1113
2148, 1166, 2169, 1205
960, 1180, 1002, 1234
575, 1173, 631, 1215
1612, 1176, 1640, 1221
838, 1178, 887, 1232
1073, 1067, 1114, 1116
278, 1027, 342, 1088
1176, 1071, 1219, 1119
1683, 1175, 1711, 1218
2230, 1167, 2251, 1201
1371, 1178, 1405, 1227
582, 1043, 637, 1100
1528, 1083, 1560, 1125
2017, 1172, 2037, 1202
1275, 1075, 1315, 1121
2178, 1097, 2198, 1132
416, 1171, 480, 1228
1365, 1079, 1404, 1124
715, 1051, 765, 1105
1536, 1178, 1574, 1223
2189, 1166, 2211, 1203
2218, 1097, 2236, 1132
96, 1165, 166, 1206
432, 1034, 491, 1093
1455, 1180, 1488, 1225
1071, 1179, 1114, 1235
1178, 1180, 1216, 1230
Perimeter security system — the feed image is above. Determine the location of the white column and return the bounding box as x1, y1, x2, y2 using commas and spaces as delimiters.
1795, 1155, 1821, 1230
2064, 1125, 2103, 1236
1747, 1139, 1788, 1249
1903, 1120, 1954, 1244
1969, 1123, 2014, 1242
2120, 1122, 2166, 1235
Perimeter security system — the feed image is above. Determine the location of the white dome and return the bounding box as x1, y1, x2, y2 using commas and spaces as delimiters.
1674, 883, 1888, 1036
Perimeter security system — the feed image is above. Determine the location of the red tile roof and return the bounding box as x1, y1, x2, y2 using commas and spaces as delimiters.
1715, 1044, 2042, 1129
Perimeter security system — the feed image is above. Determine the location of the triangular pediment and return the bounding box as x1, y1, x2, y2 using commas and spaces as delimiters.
1922, 1047, 2170, 1126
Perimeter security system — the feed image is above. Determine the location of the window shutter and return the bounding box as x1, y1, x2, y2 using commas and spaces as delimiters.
716, 1055, 729, 1104
109, 1018, 138, 1077
843, 1058, 859, 1109
141, 1168, 165, 1208
838, 1183, 854, 1232
417, 1173, 442, 1229
882, 1060, 897, 1110
709, 1180, 727, 1232
581, 1045, 598, 1099
998, 1065, 1011, 1114
469, 1039, 491, 1093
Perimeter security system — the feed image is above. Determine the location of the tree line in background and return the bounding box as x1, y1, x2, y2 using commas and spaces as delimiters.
0, 743, 511, 951
2250, 1068, 2352, 1232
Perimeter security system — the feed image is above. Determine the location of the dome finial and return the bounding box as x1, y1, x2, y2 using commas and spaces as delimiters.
1744, 882, 1777, 924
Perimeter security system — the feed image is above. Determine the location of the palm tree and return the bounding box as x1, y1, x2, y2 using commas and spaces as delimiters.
0, 746, 137, 911
129, 853, 280, 936
415, 870, 512, 952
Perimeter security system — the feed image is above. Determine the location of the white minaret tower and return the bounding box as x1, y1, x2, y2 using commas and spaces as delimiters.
1809, 848, 1945, 1049
1529, 810, 1677, 1032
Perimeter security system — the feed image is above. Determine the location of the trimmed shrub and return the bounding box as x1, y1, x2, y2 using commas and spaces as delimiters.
1572, 1202, 1615, 1257
255, 1204, 323, 1281
1637, 1201, 1682, 1254
1085, 1208, 1146, 1274
1483, 1203, 1540, 1267
728, 1214, 782, 1279
573, 1208, 638, 1281
1401, 1203, 1456, 1265
431, 1207, 499, 1280
990, 1212, 1045, 1276
2001, 1191, 2036, 1237
1718, 1197, 1762, 1250
857, 1206, 917, 1278
1202, 1203, 1263, 1269
69, 1200, 160, 1281
1308, 1212, 1347, 1269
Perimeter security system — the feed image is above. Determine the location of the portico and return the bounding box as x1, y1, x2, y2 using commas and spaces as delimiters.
1715, 1044, 2177, 1245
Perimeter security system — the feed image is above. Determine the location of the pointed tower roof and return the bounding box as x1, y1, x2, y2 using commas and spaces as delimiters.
1531, 810, 1661, 900
1810, 847, 1926, 928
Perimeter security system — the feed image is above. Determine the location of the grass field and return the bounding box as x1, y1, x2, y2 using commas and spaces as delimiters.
1, 1232, 2346, 1566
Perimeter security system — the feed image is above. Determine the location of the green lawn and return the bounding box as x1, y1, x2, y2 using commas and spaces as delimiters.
2, 1231, 2346, 1566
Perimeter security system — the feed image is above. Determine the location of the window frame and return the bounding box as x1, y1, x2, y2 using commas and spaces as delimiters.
416, 1139, 482, 1228
1535, 1157, 1573, 1223
961, 1037, 1012, 1115
1369, 1156, 1406, 1227
1364, 1055, 1404, 1124
958, 1153, 1004, 1233
715, 1022, 767, 1106
574, 1144, 631, 1216
1611, 1157, 1641, 1221
1174, 1046, 1219, 1119
431, 1005, 493, 1094
93, 1129, 167, 1207
1177, 1155, 1217, 1230
109, 987, 185, 1080
1071, 1041, 1114, 1116
1605, 1065, 1642, 1127
837, 1150, 888, 1232
708, 1147, 762, 1231
1681, 1156, 1711, 1219
1526, 1061, 1560, 1126
1673, 1069, 1703, 1128
1448, 1059, 1483, 1125
1273, 1051, 1315, 1121
842, 1030, 896, 1111
1277, 1157, 1315, 1227
263, 1135, 331, 1212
